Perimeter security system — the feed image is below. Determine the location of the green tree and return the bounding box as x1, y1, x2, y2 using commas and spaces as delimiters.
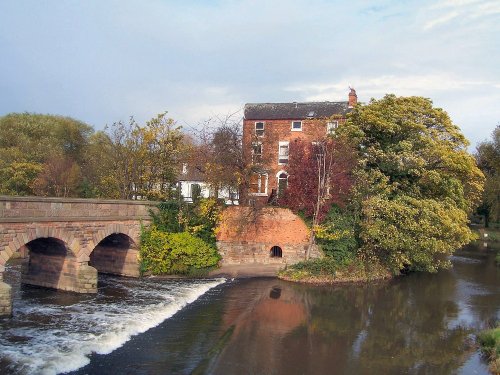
341, 95, 484, 273
0, 113, 93, 196
475, 125, 500, 226
105, 112, 187, 200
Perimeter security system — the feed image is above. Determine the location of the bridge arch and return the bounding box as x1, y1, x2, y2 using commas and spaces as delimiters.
89, 232, 140, 277
1, 227, 78, 270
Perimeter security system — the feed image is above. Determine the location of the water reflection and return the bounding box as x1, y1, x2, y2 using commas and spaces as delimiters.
208, 248, 498, 374
5, 246, 498, 375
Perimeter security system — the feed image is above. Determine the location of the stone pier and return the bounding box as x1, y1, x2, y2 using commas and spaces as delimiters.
0, 281, 12, 318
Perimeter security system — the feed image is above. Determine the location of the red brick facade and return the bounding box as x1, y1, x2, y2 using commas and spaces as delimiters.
242, 89, 356, 204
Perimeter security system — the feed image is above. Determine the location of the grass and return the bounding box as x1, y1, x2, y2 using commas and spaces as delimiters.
278, 256, 392, 284
478, 326, 500, 374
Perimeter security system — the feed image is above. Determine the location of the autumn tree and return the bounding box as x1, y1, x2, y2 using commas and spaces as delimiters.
279, 135, 357, 259
105, 112, 187, 200
190, 112, 246, 202
341, 95, 484, 273
33, 155, 82, 197
475, 125, 500, 226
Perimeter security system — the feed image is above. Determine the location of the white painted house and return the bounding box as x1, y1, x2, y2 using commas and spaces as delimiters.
178, 163, 239, 205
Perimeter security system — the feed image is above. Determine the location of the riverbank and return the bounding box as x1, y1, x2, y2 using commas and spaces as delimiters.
208, 263, 283, 278
278, 256, 393, 285
478, 326, 500, 374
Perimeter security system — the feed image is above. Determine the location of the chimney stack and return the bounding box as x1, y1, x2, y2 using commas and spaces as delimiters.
348, 87, 357, 108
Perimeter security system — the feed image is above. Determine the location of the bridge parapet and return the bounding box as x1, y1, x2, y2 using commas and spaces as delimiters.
0, 195, 155, 223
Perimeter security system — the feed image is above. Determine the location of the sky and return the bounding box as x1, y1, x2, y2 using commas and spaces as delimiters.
0, 0, 499, 148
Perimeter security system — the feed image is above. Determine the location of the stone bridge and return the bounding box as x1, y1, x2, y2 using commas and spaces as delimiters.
0, 196, 157, 317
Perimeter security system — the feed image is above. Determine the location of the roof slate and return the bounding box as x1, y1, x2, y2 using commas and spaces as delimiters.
244, 101, 350, 120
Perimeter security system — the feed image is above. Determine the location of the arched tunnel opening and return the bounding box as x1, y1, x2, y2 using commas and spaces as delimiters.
20, 237, 73, 290
89, 233, 140, 277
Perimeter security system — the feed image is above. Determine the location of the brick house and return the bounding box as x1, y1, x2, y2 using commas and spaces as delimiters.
242, 88, 357, 204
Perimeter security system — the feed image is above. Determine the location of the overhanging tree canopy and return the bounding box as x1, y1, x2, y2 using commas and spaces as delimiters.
341, 95, 484, 272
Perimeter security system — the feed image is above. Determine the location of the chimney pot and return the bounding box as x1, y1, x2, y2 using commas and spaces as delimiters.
348, 87, 357, 108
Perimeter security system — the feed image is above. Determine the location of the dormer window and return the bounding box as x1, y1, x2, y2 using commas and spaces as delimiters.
255, 122, 265, 136
327, 121, 338, 134
291, 121, 302, 131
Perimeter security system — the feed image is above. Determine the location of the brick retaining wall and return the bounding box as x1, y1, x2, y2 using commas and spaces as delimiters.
216, 206, 322, 265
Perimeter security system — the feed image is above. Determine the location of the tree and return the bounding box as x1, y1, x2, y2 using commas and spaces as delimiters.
191, 112, 246, 202
33, 155, 82, 197
278, 134, 357, 259
475, 125, 500, 226
341, 95, 484, 273
105, 112, 187, 200
0, 113, 93, 196
0, 162, 43, 195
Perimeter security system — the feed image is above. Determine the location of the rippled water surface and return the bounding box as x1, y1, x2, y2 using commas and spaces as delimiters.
1, 245, 499, 375
0, 266, 224, 374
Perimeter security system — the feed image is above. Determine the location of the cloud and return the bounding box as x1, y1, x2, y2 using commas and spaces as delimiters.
284, 74, 498, 102
423, 0, 500, 30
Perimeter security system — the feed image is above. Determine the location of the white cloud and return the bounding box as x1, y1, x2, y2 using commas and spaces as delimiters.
423, 0, 500, 30
285, 74, 498, 102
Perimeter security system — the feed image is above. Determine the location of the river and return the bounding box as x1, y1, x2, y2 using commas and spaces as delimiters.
0, 245, 499, 374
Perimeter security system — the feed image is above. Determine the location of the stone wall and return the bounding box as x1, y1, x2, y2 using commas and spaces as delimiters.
90, 244, 140, 277
0, 195, 153, 222
216, 206, 322, 265
22, 254, 97, 293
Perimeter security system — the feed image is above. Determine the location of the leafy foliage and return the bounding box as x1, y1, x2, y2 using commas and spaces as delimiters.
140, 227, 220, 275
314, 205, 358, 267
279, 136, 356, 221
361, 195, 474, 273
339, 95, 484, 273
0, 113, 92, 196
149, 198, 222, 246
191, 115, 244, 202
140, 198, 223, 275
476, 126, 500, 225
0, 111, 189, 199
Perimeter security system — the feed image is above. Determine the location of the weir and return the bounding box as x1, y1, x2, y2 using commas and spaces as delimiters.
0, 196, 156, 317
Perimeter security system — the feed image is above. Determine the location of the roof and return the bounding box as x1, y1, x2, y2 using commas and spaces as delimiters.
178, 164, 206, 182
244, 101, 350, 120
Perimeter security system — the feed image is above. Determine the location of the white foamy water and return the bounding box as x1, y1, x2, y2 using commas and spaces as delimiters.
0, 267, 225, 375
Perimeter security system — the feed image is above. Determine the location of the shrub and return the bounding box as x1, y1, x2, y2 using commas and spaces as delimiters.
140, 226, 221, 275
149, 198, 222, 246
314, 205, 358, 267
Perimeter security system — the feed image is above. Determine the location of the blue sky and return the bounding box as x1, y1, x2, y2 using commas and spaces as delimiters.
1, 0, 499, 148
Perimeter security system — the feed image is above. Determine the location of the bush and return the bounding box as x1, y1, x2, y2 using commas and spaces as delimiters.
289, 257, 339, 276
314, 205, 358, 267
140, 226, 221, 275
279, 253, 391, 283
149, 198, 222, 247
